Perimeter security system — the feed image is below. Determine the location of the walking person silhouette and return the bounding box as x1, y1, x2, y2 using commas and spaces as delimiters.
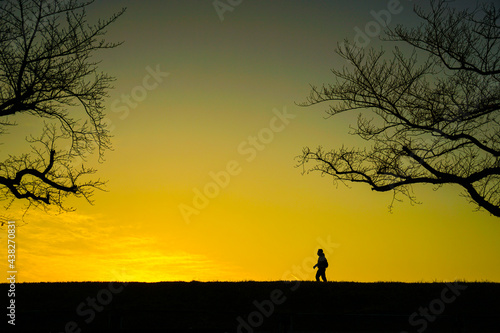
313, 249, 328, 282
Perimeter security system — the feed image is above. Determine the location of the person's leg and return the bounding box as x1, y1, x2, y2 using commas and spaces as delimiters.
321, 271, 327, 282
315, 270, 321, 282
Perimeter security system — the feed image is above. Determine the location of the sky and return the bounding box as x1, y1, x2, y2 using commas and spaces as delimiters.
2, 0, 500, 283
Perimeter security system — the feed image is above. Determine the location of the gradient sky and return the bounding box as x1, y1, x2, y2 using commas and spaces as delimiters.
2, 0, 500, 283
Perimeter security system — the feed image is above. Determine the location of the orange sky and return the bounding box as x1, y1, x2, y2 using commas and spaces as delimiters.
2, 0, 500, 283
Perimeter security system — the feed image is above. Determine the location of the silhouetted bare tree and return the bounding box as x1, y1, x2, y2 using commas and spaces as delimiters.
0, 0, 125, 212
298, 0, 500, 217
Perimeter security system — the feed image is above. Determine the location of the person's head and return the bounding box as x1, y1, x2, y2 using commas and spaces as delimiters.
317, 249, 324, 256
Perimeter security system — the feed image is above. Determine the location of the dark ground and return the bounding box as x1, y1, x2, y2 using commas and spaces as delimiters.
2, 281, 499, 332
